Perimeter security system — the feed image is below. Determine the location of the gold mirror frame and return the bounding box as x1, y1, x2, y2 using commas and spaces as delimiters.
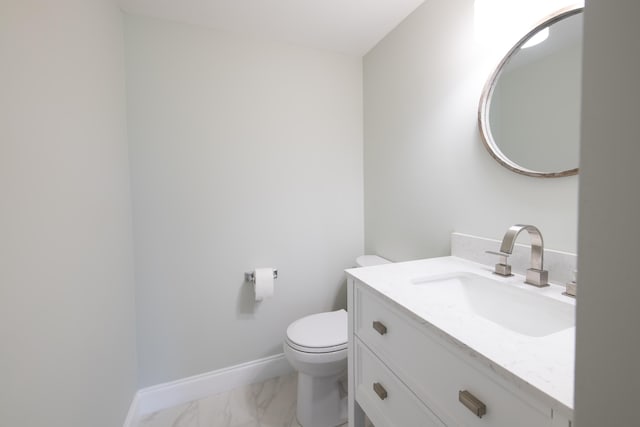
478, 5, 583, 178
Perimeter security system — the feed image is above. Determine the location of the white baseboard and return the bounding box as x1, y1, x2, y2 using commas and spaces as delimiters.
124, 353, 293, 426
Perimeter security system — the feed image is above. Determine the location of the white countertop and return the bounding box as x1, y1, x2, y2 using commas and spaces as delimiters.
346, 256, 575, 416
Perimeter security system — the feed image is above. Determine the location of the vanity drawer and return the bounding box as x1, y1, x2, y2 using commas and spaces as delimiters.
354, 283, 552, 427
354, 338, 445, 427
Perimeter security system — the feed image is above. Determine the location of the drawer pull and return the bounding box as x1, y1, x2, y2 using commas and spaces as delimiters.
372, 321, 387, 335
373, 382, 388, 400
459, 390, 487, 418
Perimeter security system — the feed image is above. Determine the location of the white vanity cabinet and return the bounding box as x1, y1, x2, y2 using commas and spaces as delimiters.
347, 278, 573, 427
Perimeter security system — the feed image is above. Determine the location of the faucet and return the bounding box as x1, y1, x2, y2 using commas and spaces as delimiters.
491, 224, 549, 287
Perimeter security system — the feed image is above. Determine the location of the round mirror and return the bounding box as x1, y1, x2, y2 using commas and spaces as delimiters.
478, 6, 583, 177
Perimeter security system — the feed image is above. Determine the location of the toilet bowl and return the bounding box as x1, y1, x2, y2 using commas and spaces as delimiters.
284, 310, 348, 427
283, 255, 390, 427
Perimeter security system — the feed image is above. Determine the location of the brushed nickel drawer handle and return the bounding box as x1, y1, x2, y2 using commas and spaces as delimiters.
459, 390, 487, 418
373, 382, 388, 400
372, 320, 387, 335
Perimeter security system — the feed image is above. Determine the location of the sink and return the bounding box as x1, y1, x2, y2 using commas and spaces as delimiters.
411, 272, 575, 337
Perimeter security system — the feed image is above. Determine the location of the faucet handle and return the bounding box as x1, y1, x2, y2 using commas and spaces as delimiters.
485, 250, 513, 277
564, 270, 577, 297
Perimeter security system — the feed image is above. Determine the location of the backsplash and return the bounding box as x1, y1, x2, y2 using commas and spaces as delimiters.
451, 232, 577, 286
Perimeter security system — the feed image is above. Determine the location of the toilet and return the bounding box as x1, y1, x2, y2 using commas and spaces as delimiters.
284, 255, 390, 427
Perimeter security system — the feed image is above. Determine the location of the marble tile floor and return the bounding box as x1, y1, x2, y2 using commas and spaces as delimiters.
136, 372, 350, 427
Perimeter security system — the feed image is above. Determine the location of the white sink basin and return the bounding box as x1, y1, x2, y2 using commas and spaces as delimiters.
411, 272, 575, 337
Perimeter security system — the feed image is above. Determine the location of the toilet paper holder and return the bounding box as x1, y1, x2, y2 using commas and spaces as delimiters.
245, 269, 278, 282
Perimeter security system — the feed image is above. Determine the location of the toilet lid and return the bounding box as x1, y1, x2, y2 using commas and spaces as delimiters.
356, 255, 391, 267
286, 309, 347, 352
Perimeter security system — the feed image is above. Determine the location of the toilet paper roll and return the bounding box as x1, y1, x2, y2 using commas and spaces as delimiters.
254, 268, 274, 301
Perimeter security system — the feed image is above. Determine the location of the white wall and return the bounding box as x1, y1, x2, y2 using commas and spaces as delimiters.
363, 0, 580, 262
0, 1, 137, 426
125, 15, 364, 387
574, 0, 640, 425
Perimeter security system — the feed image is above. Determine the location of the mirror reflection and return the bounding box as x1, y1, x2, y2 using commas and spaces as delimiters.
479, 7, 583, 177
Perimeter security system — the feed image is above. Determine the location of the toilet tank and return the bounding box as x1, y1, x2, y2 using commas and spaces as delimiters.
355, 255, 391, 267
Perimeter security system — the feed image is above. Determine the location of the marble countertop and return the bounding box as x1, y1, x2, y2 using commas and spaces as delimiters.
346, 256, 575, 417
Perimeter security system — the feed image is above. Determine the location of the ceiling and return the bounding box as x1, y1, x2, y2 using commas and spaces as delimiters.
117, 0, 425, 56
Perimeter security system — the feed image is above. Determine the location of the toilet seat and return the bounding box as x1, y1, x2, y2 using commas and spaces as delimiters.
285, 309, 347, 354
286, 338, 347, 354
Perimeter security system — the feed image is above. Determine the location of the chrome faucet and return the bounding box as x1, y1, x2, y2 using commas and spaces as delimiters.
491, 224, 549, 287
